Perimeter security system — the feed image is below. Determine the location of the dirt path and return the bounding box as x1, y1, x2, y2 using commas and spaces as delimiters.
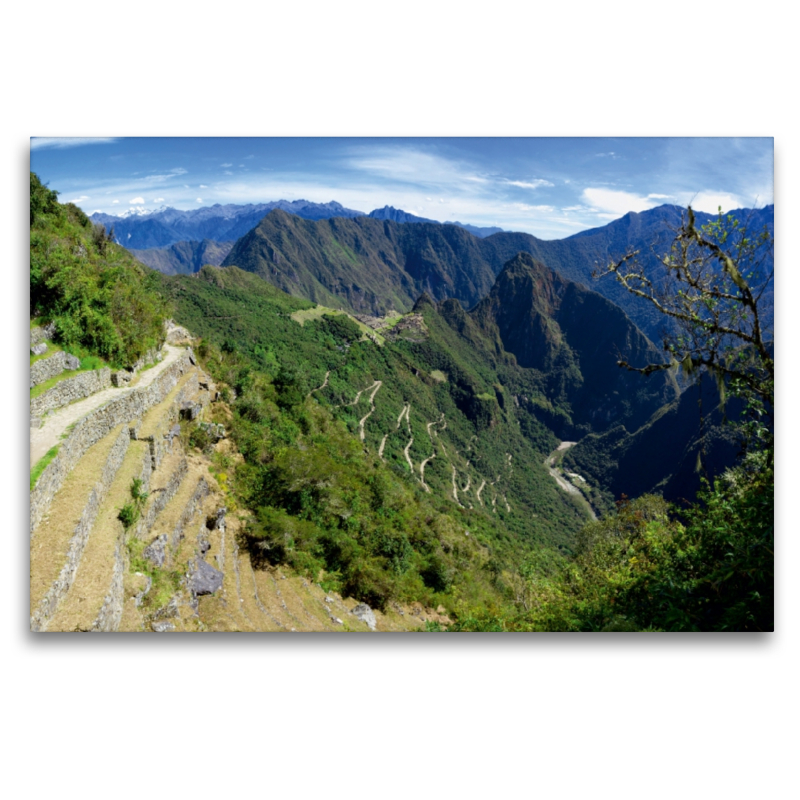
307, 370, 330, 399
357, 381, 382, 441
30, 345, 184, 468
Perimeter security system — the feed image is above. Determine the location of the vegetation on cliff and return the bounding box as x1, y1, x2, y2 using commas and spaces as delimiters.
30, 172, 168, 367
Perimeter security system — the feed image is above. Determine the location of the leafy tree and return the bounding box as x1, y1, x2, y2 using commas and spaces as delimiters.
598, 207, 773, 451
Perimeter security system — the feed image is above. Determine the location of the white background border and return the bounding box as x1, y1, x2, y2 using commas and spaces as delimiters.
4, 3, 795, 798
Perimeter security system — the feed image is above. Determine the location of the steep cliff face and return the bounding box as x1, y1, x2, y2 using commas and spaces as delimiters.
471, 253, 678, 435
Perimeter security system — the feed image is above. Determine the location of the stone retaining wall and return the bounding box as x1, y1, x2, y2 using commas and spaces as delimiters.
30, 352, 194, 535
135, 456, 189, 541
30, 368, 112, 417
30, 351, 81, 388
92, 447, 157, 633
30, 323, 56, 347
171, 477, 210, 552
31, 426, 131, 632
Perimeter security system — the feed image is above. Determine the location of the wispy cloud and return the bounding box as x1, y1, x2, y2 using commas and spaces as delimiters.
129, 196, 144, 204
68, 195, 90, 203
153, 197, 164, 202
221, 163, 233, 168
196, 198, 203, 203
31, 137, 118, 150
503, 179, 554, 189
141, 167, 188, 184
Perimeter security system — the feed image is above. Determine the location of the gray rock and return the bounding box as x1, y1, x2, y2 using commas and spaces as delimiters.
64, 353, 81, 370
153, 595, 180, 620
198, 421, 226, 441
208, 507, 226, 531
151, 621, 175, 633
31, 343, 47, 356
352, 603, 377, 631
143, 534, 167, 568
190, 558, 223, 596
180, 402, 201, 421
332, 617, 343, 625
111, 370, 133, 387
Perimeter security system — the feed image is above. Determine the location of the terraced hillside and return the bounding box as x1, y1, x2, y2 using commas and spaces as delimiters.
30, 322, 443, 632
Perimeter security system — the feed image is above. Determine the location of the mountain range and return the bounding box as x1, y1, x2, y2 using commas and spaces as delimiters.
101, 200, 773, 344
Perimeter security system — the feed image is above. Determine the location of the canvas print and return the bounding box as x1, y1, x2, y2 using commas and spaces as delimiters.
29, 137, 774, 632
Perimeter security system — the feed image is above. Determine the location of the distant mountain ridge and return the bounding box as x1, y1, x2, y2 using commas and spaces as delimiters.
130, 239, 235, 275
92, 200, 366, 249
93, 201, 505, 252
368, 206, 503, 238
218, 205, 774, 345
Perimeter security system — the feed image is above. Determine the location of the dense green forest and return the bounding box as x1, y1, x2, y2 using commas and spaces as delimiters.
30, 173, 167, 367
30, 173, 774, 630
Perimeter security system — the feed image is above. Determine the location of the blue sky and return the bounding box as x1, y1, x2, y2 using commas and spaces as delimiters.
30, 137, 773, 239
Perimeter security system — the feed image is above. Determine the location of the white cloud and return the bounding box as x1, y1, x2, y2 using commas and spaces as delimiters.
582, 188, 659, 215
153, 197, 164, 202
685, 191, 745, 214
503, 178, 554, 189
31, 137, 118, 150
221, 163, 233, 168
196, 198, 203, 203
129, 196, 145, 204
647, 193, 672, 200
199, 185, 208, 189
515, 204, 555, 213
171, 167, 187, 175
224, 171, 233, 175
112, 199, 120, 204
69, 195, 90, 203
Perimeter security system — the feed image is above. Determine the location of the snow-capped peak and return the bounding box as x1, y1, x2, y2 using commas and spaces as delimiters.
116, 204, 169, 219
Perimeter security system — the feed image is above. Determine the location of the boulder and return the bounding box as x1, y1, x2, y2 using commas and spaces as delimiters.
143, 534, 168, 568
190, 558, 223, 596
207, 506, 227, 531
64, 353, 81, 370
180, 402, 201, 421
111, 370, 133, 387
151, 621, 175, 633
31, 343, 47, 356
352, 603, 377, 631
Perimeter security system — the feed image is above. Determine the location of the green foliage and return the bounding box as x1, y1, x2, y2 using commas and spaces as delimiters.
118, 477, 149, 529
30, 446, 59, 490
30, 172, 169, 367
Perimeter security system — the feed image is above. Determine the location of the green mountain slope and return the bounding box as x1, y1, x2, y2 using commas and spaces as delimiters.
30, 173, 167, 367
221, 210, 503, 314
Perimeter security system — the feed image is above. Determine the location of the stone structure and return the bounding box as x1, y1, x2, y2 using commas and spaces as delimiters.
30, 368, 112, 417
